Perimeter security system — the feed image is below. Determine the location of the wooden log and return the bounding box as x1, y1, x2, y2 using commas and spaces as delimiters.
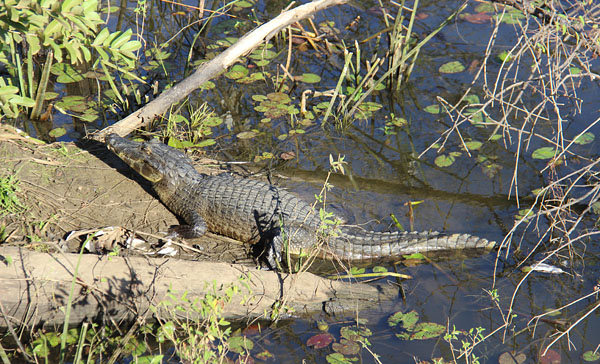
0, 246, 394, 329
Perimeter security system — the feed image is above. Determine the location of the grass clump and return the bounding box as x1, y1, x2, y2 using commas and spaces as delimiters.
0, 174, 26, 216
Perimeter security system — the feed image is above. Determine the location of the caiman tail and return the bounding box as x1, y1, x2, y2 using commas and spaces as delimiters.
326, 228, 494, 260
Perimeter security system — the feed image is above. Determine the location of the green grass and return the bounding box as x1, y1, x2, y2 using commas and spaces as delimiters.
0, 173, 26, 216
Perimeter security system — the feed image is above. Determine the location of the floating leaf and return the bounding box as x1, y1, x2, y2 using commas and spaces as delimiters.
249, 49, 277, 60
372, 266, 387, 273
307, 333, 334, 349
267, 92, 291, 103
498, 51, 514, 63
539, 349, 561, 364
531, 147, 556, 160
326, 352, 354, 364
544, 308, 562, 317
228, 336, 253, 354
403, 252, 425, 260
498, 351, 527, 364
49, 128, 67, 138
299, 73, 321, 83
237, 131, 257, 139
573, 132, 594, 145
439, 61, 465, 74
358, 102, 382, 112
424, 104, 441, 114
199, 81, 215, 90
388, 310, 419, 331
410, 322, 445, 339
583, 351, 600, 362
463, 94, 480, 104
225, 64, 249, 80
332, 339, 360, 355
435, 154, 456, 167
464, 141, 483, 150
235, 0, 254, 8
461, 12, 492, 24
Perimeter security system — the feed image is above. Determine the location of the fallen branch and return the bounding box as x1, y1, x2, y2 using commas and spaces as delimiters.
0, 246, 394, 329
93, 0, 349, 140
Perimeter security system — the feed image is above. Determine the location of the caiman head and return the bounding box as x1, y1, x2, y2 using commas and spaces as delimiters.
105, 133, 199, 184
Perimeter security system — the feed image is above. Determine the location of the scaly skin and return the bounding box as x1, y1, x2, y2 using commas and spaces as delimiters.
106, 134, 495, 261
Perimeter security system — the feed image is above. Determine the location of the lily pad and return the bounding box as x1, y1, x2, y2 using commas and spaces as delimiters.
225, 64, 249, 80
299, 73, 321, 83
228, 336, 253, 354
332, 339, 360, 356
539, 349, 561, 364
464, 140, 482, 150
409, 322, 445, 339
326, 352, 356, 364
498, 351, 527, 364
388, 310, 419, 331
424, 104, 441, 114
583, 351, 600, 362
237, 131, 257, 140
48, 128, 67, 138
573, 132, 594, 145
435, 154, 456, 167
532, 147, 556, 160
439, 61, 465, 74
306, 333, 334, 349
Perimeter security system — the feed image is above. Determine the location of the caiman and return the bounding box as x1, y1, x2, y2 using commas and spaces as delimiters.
106, 134, 495, 265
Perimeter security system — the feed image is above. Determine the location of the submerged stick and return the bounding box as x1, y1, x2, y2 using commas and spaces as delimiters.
94, 0, 349, 140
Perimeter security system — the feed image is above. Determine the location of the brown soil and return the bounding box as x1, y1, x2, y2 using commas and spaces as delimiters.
0, 125, 252, 263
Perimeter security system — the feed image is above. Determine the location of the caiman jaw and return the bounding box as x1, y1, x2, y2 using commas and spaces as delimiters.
105, 133, 164, 183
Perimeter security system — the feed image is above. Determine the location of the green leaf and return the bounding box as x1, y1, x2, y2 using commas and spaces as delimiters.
372, 266, 388, 273
410, 322, 446, 339
388, 310, 419, 330
112, 29, 132, 48
583, 351, 600, 362
228, 336, 253, 354
573, 132, 594, 145
434, 154, 456, 167
92, 27, 110, 46
463, 94, 480, 104
326, 352, 355, 364
120, 40, 141, 53
49, 128, 67, 138
531, 147, 556, 159
403, 252, 425, 260
225, 64, 249, 79
9, 96, 36, 107
237, 131, 257, 139
439, 61, 465, 74
299, 73, 321, 83
497, 51, 514, 62
0, 85, 19, 96
464, 140, 483, 150
569, 67, 581, 75
424, 104, 441, 114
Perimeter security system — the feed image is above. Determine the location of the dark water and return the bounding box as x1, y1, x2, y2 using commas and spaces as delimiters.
16, 0, 600, 362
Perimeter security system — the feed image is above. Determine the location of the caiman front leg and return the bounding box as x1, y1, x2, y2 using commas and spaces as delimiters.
168, 210, 208, 239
